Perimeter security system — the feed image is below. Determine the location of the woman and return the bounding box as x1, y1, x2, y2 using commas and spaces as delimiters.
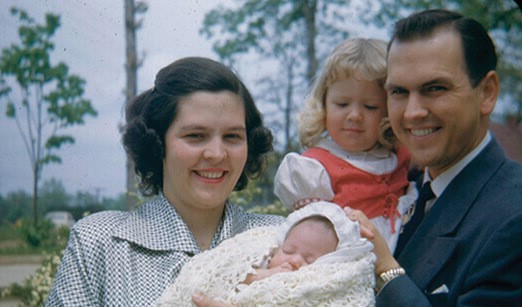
46, 57, 284, 306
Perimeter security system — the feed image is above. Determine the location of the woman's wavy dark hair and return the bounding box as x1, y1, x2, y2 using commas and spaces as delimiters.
122, 57, 273, 196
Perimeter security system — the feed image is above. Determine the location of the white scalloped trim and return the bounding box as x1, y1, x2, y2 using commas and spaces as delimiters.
279, 201, 365, 251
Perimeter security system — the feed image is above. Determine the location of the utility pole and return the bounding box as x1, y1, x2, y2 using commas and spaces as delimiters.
124, 0, 147, 209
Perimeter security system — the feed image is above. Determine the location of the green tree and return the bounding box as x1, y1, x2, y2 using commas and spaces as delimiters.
39, 179, 71, 215
101, 193, 127, 211
0, 8, 97, 224
0, 190, 32, 224
361, 0, 522, 119
201, 0, 355, 153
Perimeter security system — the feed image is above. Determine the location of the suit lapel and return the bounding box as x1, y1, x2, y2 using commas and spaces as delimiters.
398, 139, 505, 290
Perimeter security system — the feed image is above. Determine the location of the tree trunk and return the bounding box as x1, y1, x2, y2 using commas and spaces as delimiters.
32, 165, 39, 225
124, 0, 139, 209
302, 0, 318, 85
284, 58, 295, 153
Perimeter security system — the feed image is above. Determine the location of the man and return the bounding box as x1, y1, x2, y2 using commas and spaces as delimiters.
349, 8, 522, 306
193, 8, 522, 307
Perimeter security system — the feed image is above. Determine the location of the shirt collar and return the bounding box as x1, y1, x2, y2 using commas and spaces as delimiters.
427, 132, 491, 198
112, 193, 201, 253
317, 135, 391, 160
112, 192, 250, 254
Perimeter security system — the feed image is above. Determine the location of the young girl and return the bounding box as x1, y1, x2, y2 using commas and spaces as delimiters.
274, 38, 417, 252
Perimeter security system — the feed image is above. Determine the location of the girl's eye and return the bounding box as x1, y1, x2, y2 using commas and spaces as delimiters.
365, 105, 379, 110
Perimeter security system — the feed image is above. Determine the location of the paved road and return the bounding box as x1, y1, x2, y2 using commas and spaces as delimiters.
0, 298, 18, 307
0, 263, 40, 288
0, 255, 43, 306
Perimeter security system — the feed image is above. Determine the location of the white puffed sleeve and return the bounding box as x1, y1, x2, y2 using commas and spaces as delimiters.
274, 153, 335, 210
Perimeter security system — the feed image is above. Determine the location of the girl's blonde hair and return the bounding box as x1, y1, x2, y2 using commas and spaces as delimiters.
297, 38, 396, 149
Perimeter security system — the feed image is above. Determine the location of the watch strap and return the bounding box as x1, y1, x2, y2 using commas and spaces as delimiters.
375, 267, 406, 293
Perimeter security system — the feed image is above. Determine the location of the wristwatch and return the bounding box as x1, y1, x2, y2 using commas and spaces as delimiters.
375, 267, 406, 293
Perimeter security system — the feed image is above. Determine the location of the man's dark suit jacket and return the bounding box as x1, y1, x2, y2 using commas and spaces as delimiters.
377, 138, 522, 306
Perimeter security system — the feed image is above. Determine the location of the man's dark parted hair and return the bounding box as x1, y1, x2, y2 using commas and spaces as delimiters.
389, 9, 497, 87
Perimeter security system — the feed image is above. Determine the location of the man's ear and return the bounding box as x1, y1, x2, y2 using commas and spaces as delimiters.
479, 70, 499, 115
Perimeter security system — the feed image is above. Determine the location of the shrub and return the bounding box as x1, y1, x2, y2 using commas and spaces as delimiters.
16, 218, 53, 248
15, 218, 69, 250
247, 199, 290, 217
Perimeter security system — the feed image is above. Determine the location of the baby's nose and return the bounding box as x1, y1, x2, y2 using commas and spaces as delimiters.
288, 257, 305, 270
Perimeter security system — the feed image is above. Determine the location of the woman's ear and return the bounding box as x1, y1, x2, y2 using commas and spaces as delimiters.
479, 70, 499, 116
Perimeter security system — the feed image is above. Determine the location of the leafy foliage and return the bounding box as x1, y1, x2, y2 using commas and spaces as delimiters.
17, 218, 54, 248
0, 7, 97, 224
201, 0, 352, 69
0, 191, 32, 224
0, 179, 125, 228
247, 199, 290, 217
229, 152, 293, 211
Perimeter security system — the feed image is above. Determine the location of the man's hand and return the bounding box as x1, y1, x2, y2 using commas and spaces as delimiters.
344, 207, 375, 239
345, 208, 399, 274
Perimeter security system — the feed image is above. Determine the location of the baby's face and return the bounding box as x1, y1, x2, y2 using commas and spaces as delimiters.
269, 219, 338, 270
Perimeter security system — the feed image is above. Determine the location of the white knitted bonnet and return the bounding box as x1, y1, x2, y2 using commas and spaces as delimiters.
278, 201, 373, 263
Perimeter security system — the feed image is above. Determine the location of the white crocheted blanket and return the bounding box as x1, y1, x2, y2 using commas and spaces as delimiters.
155, 224, 375, 307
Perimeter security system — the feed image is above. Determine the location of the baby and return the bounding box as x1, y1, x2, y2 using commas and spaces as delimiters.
155, 201, 376, 306
243, 214, 338, 284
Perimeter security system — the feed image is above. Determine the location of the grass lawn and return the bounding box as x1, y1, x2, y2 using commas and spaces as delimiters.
0, 222, 18, 240
0, 222, 27, 255
0, 222, 67, 256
